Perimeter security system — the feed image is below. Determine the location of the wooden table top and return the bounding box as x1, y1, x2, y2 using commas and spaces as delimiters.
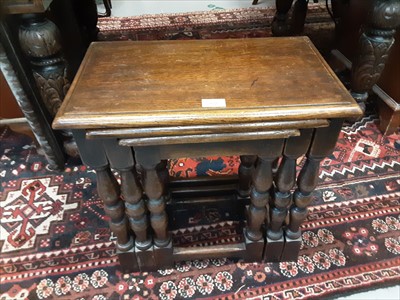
53, 37, 362, 129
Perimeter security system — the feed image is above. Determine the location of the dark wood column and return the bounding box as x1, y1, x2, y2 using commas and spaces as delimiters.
18, 13, 69, 117
244, 139, 285, 261
271, 0, 295, 36
281, 119, 343, 261
238, 155, 257, 197
72, 131, 138, 273
350, 0, 400, 111
264, 129, 313, 261
95, 165, 133, 251
0, 16, 65, 170
18, 13, 77, 157
135, 147, 173, 270
271, 0, 309, 36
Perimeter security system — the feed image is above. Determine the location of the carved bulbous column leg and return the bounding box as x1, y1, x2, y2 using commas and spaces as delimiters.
350, 0, 400, 112
238, 155, 257, 197
95, 166, 133, 252
272, 0, 295, 36
271, 0, 312, 36
0, 40, 65, 170
18, 14, 68, 116
18, 13, 77, 157
290, 0, 309, 35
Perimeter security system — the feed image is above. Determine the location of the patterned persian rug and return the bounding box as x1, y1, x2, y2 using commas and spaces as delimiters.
97, 5, 335, 53
0, 114, 399, 300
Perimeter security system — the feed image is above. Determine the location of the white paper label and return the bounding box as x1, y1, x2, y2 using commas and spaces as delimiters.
201, 98, 226, 108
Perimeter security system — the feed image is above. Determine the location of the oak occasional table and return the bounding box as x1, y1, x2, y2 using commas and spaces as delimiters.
53, 37, 362, 272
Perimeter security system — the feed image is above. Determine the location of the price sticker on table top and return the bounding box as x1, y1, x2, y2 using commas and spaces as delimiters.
201, 98, 226, 108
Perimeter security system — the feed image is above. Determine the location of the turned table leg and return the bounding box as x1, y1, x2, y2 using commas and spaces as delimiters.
264, 129, 313, 261
157, 160, 171, 201
120, 168, 149, 249
350, 0, 400, 113
244, 140, 284, 261
143, 162, 173, 268
238, 155, 257, 197
103, 140, 159, 271
72, 131, 137, 272
95, 166, 133, 252
143, 164, 170, 246
135, 148, 173, 269
281, 119, 343, 261
120, 166, 155, 271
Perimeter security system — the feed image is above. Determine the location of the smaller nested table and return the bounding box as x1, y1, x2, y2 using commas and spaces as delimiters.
53, 37, 362, 272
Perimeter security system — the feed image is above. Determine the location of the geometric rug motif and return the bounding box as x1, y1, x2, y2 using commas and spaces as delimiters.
0, 177, 77, 253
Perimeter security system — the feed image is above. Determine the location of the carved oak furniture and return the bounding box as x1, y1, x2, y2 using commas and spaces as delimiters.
1, 0, 102, 168
53, 37, 362, 272
268, 0, 400, 132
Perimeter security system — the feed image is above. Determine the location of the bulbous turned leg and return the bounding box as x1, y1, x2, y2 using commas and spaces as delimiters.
246, 157, 274, 242
281, 119, 343, 261
142, 165, 170, 247
120, 167, 150, 250
141, 161, 173, 268
268, 156, 295, 241
243, 156, 274, 261
72, 132, 139, 272
119, 166, 156, 271
264, 129, 313, 261
243, 139, 285, 261
95, 166, 133, 252
238, 155, 257, 197
350, 0, 400, 116
286, 157, 321, 239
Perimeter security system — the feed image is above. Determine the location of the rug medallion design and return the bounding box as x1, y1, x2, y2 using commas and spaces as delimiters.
0, 177, 77, 253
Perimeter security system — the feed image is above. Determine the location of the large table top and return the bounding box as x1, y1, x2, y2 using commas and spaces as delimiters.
53, 37, 362, 129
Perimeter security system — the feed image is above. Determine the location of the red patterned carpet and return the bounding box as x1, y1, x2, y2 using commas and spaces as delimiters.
1, 114, 399, 300
97, 5, 335, 53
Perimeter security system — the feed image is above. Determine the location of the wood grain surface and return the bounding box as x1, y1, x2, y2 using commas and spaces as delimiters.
53, 37, 362, 129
